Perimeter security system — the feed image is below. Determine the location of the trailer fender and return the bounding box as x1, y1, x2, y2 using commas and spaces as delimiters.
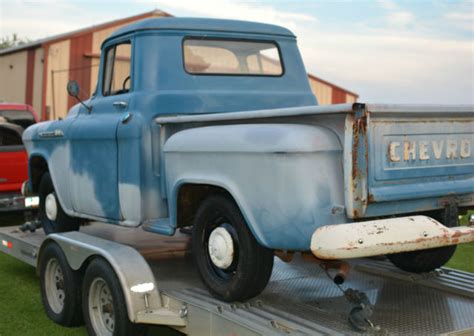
38, 231, 185, 326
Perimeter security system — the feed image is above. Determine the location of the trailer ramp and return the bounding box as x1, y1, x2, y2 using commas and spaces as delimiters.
1, 223, 473, 335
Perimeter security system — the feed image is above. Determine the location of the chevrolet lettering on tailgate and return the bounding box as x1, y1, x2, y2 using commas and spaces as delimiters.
389, 138, 471, 162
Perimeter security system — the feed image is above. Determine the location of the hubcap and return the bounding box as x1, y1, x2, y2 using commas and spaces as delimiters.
89, 278, 115, 336
45, 258, 65, 314
45, 193, 58, 221
208, 226, 234, 269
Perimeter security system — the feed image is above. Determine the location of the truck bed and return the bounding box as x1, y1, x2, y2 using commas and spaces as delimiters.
1, 223, 473, 335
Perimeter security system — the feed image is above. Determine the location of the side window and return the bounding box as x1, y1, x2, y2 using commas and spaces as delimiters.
102, 42, 131, 96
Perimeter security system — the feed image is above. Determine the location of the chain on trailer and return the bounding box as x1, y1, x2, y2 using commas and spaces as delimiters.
316, 260, 387, 334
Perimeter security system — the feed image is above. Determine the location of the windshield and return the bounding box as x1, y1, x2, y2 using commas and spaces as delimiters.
183, 38, 283, 76
0, 110, 36, 130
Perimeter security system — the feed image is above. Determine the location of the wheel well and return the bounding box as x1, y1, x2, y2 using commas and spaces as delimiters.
29, 155, 48, 193
176, 184, 233, 228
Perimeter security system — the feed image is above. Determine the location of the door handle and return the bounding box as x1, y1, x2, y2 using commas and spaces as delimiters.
121, 112, 132, 124
113, 101, 128, 108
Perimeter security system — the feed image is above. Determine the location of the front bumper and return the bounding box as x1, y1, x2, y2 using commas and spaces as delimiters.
0, 192, 39, 212
311, 215, 474, 260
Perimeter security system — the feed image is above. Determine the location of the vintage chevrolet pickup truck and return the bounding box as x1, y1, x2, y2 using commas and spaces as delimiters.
22, 18, 474, 301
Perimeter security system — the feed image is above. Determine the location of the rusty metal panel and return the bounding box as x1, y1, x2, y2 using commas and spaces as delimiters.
344, 104, 473, 219
343, 103, 368, 219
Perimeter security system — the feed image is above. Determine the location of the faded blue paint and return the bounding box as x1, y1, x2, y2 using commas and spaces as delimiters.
21, 18, 474, 251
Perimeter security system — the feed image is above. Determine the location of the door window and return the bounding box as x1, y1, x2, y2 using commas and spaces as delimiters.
102, 42, 132, 96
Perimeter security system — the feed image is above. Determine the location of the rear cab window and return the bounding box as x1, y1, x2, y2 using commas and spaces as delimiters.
183, 38, 283, 76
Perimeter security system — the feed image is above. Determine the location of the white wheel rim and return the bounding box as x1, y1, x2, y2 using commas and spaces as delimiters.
45, 193, 58, 221
208, 226, 235, 269
45, 258, 65, 314
89, 278, 114, 336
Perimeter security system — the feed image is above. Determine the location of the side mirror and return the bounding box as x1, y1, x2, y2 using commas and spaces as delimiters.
67, 80, 80, 97
67, 80, 92, 113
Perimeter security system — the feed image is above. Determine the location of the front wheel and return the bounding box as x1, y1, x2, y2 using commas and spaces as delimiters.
39, 172, 80, 234
192, 195, 274, 302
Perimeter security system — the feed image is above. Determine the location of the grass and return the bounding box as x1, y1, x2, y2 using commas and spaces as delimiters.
446, 210, 474, 273
0, 212, 472, 334
0, 252, 86, 336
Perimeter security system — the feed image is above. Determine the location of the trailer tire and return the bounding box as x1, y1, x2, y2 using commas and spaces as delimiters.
82, 258, 146, 336
39, 172, 80, 234
39, 242, 83, 327
192, 194, 274, 302
388, 213, 457, 273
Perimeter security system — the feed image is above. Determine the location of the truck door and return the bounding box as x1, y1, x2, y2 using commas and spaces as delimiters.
68, 41, 132, 220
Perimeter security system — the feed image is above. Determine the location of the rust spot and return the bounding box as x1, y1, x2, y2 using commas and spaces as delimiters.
452, 230, 462, 238
353, 209, 360, 218
368, 193, 375, 203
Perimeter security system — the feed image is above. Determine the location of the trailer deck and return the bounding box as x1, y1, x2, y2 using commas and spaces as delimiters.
1, 223, 473, 335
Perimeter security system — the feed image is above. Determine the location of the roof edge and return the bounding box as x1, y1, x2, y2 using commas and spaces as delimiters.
0, 9, 172, 56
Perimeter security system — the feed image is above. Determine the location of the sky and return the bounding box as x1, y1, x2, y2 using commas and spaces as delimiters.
0, 0, 473, 104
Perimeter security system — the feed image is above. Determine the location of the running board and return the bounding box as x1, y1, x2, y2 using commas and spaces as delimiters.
311, 216, 474, 259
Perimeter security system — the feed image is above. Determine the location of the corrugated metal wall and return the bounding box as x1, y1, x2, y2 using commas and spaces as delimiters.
0, 51, 28, 103
308, 76, 357, 105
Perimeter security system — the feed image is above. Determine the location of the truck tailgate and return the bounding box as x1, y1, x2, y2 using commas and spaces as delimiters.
344, 104, 473, 218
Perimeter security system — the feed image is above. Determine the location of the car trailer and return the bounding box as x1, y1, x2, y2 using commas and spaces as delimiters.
1, 222, 473, 335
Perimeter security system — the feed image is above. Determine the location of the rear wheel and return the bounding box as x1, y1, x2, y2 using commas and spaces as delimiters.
39, 172, 80, 234
192, 194, 274, 302
388, 213, 457, 273
82, 258, 146, 336
39, 242, 83, 326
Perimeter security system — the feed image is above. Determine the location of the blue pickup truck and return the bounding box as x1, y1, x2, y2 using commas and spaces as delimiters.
22, 18, 474, 302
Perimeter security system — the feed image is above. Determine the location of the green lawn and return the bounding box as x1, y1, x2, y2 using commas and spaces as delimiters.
0, 252, 86, 336
446, 210, 474, 273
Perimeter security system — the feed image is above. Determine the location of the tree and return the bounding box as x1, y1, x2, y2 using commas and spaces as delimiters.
0, 33, 31, 50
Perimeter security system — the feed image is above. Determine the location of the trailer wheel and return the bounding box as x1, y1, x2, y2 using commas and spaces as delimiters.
39, 172, 80, 234
192, 194, 274, 302
388, 213, 457, 273
82, 258, 146, 336
39, 242, 83, 326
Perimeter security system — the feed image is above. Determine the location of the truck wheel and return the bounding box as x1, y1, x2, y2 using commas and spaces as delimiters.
39, 242, 83, 326
82, 258, 146, 336
388, 214, 457, 273
192, 195, 274, 302
39, 172, 80, 234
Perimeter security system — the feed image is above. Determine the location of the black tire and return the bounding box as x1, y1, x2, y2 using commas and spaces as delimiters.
39, 172, 80, 234
82, 258, 146, 336
388, 214, 457, 273
192, 194, 274, 302
39, 242, 83, 327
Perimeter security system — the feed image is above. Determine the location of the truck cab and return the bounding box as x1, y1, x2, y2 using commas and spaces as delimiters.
22, 17, 474, 302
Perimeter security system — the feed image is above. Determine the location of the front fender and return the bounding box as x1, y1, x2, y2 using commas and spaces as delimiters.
164, 124, 347, 250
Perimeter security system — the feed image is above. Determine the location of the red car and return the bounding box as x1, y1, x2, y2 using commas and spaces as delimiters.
0, 103, 39, 211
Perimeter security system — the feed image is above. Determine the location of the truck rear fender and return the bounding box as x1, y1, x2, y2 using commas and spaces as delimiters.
163, 124, 344, 250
